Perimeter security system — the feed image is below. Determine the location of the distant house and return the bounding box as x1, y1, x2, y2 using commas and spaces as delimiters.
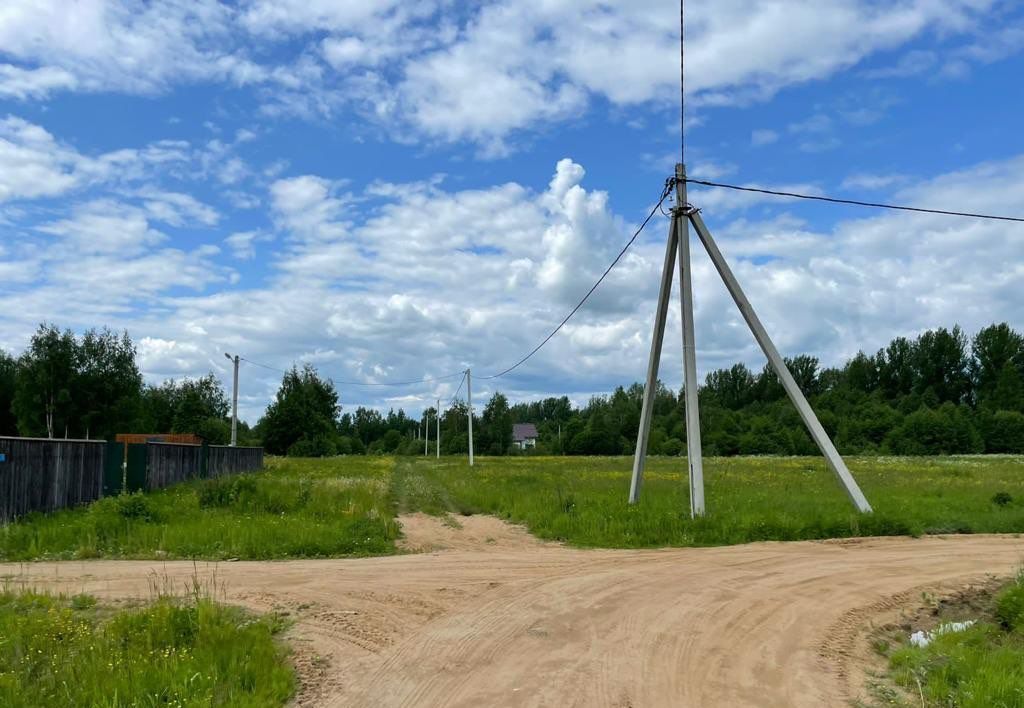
512, 423, 538, 450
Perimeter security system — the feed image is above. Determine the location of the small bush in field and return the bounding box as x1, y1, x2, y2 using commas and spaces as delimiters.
114, 492, 155, 521
996, 575, 1024, 631
198, 474, 258, 509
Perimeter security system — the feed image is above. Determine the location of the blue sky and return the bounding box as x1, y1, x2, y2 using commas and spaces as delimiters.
1, 0, 1023, 423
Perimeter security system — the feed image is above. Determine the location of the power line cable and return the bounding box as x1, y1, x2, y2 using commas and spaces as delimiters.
239, 172, 1021, 392
239, 357, 287, 373
446, 370, 468, 409
235, 182, 675, 387
475, 171, 1021, 383
684, 179, 1024, 223
479, 180, 675, 381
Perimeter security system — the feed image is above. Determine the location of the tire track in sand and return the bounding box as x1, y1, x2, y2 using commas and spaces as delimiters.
3, 522, 1023, 707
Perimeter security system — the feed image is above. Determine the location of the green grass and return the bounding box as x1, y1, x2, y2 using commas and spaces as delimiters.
393, 455, 1024, 547
0, 587, 294, 707
883, 574, 1024, 707
3, 454, 1024, 559
0, 457, 397, 560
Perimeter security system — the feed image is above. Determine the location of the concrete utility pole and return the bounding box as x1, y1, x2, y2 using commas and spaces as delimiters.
466, 369, 474, 466
424, 410, 429, 456
224, 353, 239, 447
676, 166, 705, 517
436, 398, 441, 459
629, 163, 873, 515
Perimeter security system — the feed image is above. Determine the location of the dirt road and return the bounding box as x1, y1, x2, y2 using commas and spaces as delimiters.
4, 516, 1022, 707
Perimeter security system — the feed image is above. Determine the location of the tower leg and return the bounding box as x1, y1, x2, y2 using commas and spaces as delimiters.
687, 209, 872, 513
467, 369, 474, 466
676, 166, 705, 517
629, 217, 678, 503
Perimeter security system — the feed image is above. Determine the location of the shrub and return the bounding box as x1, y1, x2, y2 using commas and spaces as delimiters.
738, 415, 789, 455
886, 405, 983, 455
114, 492, 155, 521
993, 491, 1014, 507
287, 436, 337, 458
70, 593, 97, 610
335, 436, 354, 455
381, 429, 404, 453
995, 576, 1024, 631
197, 475, 258, 509
984, 411, 1024, 453
660, 437, 684, 456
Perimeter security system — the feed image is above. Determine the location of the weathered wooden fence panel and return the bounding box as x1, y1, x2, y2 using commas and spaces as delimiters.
0, 437, 105, 523
1, 436, 265, 523
208, 446, 264, 477
145, 442, 203, 491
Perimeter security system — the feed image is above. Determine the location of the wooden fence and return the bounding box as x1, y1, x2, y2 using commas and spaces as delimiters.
145, 443, 265, 491
0, 437, 105, 523
145, 442, 204, 491
0, 436, 265, 522
208, 445, 264, 477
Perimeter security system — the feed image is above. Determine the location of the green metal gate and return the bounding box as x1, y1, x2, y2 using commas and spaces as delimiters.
200, 441, 210, 479
102, 441, 124, 496
125, 443, 147, 493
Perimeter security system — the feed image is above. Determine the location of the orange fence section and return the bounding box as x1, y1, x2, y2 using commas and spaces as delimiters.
115, 433, 203, 445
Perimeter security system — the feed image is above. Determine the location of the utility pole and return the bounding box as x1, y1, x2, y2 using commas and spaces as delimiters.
436, 398, 441, 459
676, 165, 705, 517
224, 353, 239, 447
628, 164, 873, 515
424, 409, 429, 456
467, 369, 474, 466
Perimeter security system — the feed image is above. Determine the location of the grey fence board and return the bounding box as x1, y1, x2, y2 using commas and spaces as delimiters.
208, 446, 263, 477
145, 442, 203, 491
0, 437, 105, 523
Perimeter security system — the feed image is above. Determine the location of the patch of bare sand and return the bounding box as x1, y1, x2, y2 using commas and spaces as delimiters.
4, 533, 1024, 707
396, 513, 553, 553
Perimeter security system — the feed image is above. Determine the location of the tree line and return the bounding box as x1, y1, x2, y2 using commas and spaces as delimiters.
3, 322, 1023, 457
0, 324, 251, 444
253, 322, 1024, 458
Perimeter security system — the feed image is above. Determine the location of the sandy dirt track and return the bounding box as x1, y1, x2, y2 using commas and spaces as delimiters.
3, 516, 1023, 707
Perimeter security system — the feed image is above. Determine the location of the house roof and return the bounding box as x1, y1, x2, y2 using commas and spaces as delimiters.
512, 423, 538, 441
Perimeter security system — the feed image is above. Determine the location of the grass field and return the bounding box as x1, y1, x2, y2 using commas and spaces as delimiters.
0, 586, 294, 707
0, 457, 397, 561
394, 455, 1024, 546
2, 455, 1024, 560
